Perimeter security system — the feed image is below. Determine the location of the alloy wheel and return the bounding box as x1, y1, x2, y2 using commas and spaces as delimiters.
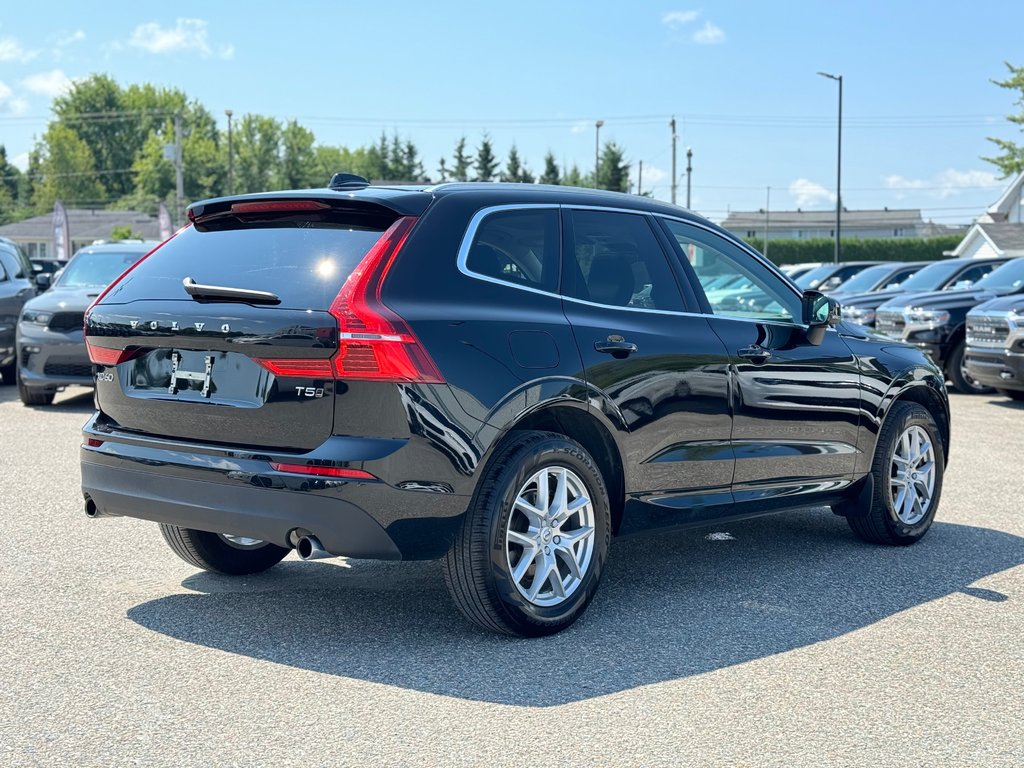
504, 466, 596, 607
889, 425, 936, 525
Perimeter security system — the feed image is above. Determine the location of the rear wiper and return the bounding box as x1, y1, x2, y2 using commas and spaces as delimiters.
182, 276, 281, 305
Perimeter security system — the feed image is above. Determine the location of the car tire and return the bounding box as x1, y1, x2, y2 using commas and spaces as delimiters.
18, 374, 55, 406
947, 340, 993, 394
995, 388, 1024, 402
0, 362, 15, 385
847, 401, 944, 546
158, 524, 289, 575
443, 430, 611, 637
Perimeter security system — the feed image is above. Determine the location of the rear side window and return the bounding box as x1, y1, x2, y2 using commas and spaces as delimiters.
464, 208, 560, 292
562, 209, 684, 311
102, 210, 393, 309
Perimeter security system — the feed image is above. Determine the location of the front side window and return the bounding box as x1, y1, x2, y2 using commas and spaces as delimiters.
562, 209, 684, 311
465, 208, 560, 293
663, 219, 800, 322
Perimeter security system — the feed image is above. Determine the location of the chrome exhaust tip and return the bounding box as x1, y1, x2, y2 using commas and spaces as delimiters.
295, 535, 334, 561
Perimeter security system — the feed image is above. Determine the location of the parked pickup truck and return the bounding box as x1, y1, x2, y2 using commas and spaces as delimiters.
874, 257, 1024, 393
964, 296, 1024, 401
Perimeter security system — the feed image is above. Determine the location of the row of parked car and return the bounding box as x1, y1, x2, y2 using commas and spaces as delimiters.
0, 236, 157, 404
780, 257, 1024, 400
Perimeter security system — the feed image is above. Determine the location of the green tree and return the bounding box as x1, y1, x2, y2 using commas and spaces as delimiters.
451, 137, 471, 181
538, 152, 560, 185
234, 114, 281, 193
277, 120, 319, 189
474, 133, 499, 182
0, 146, 22, 223
34, 123, 106, 209
595, 142, 630, 192
110, 225, 142, 240
984, 61, 1024, 176
563, 164, 584, 187
502, 144, 534, 183
437, 157, 449, 182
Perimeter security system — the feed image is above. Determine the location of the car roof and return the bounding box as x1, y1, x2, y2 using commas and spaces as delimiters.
72, 241, 161, 256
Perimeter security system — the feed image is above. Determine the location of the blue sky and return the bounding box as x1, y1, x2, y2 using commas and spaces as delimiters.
2, 1, 1023, 225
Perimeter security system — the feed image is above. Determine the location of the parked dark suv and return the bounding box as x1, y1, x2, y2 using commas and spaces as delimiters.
81, 179, 950, 636
17, 241, 158, 405
0, 236, 37, 385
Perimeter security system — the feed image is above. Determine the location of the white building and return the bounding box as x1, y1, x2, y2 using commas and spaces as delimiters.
949, 173, 1024, 258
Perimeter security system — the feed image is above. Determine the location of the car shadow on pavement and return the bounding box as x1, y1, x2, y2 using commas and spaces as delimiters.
0, 384, 95, 412
127, 511, 1024, 707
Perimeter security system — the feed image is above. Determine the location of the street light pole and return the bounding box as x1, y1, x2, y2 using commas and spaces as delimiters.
225, 109, 234, 196
685, 147, 693, 208
817, 71, 842, 264
594, 119, 604, 188
670, 117, 678, 205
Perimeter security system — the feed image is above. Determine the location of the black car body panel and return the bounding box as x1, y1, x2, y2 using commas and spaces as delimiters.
81, 183, 950, 561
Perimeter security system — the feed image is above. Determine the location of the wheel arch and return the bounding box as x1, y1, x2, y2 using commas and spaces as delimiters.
880, 377, 951, 464
486, 402, 627, 535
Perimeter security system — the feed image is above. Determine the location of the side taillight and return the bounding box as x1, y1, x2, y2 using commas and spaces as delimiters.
270, 463, 376, 480
86, 343, 144, 366
256, 216, 444, 384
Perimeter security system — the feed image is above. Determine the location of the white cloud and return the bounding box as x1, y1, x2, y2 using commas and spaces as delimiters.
0, 81, 29, 115
640, 165, 668, 185
0, 35, 39, 63
693, 21, 725, 44
22, 69, 73, 97
789, 178, 836, 208
884, 168, 1001, 199
128, 18, 234, 59
662, 10, 700, 29
12, 152, 29, 171
570, 120, 590, 135
56, 30, 86, 47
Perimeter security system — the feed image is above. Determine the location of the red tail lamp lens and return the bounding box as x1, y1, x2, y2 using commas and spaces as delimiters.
254, 359, 334, 377
86, 341, 143, 366
270, 463, 376, 480
230, 200, 330, 215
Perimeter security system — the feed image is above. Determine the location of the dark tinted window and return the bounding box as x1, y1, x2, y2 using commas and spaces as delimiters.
103, 214, 391, 309
563, 210, 683, 311
898, 260, 969, 292
465, 208, 560, 292
0, 243, 28, 279
958, 263, 999, 286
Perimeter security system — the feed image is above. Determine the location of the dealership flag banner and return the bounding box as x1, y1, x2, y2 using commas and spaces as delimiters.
158, 202, 172, 241
52, 200, 70, 260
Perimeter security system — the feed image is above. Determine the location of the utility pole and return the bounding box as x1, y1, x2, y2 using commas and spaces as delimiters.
818, 71, 843, 264
594, 119, 604, 188
764, 186, 771, 260
225, 109, 234, 196
670, 116, 678, 205
174, 111, 184, 227
637, 160, 643, 196
685, 146, 693, 208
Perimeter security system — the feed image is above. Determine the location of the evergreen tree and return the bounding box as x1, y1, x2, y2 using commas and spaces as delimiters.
474, 133, 499, 182
595, 142, 630, 192
0, 146, 21, 223
562, 164, 584, 187
502, 144, 534, 183
277, 120, 320, 189
451, 137, 471, 181
538, 152, 560, 185
437, 157, 449, 182
984, 61, 1024, 176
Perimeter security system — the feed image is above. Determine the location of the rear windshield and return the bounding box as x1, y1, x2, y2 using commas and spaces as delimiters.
57, 249, 150, 288
833, 264, 894, 293
101, 214, 391, 309
795, 265, 836, 289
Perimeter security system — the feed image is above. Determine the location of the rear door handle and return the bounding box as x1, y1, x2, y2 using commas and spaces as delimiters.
737, 344, 772, 362
595, 337, 638, 357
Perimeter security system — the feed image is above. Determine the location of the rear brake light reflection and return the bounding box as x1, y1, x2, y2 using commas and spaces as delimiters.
270, 463, 376, 480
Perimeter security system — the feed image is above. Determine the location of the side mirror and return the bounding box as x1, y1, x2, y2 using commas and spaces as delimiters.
802, 290, 841, 346
35, 273, 52, 290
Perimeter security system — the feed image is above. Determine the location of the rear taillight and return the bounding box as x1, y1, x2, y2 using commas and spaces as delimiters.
270, 462, 376, 480
257, 216, 444, 384
229, 200, 330, 215
85, 343, 144, 366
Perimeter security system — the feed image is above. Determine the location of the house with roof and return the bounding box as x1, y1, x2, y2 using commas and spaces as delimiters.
0, 209, 161, 260
720, 207, 961, 242
949, 173, 1024, 259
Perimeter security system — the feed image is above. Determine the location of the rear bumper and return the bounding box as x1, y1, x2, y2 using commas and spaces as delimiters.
80, 419, 470, 560
965, 347, 1024, 391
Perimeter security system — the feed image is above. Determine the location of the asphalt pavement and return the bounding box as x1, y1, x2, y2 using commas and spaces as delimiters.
1, 385, 1022, 767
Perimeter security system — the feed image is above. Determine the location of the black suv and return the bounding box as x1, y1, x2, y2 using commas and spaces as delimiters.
0, 236, 37, 385
875, 257, 1024, 393
81, 180, 950, 636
